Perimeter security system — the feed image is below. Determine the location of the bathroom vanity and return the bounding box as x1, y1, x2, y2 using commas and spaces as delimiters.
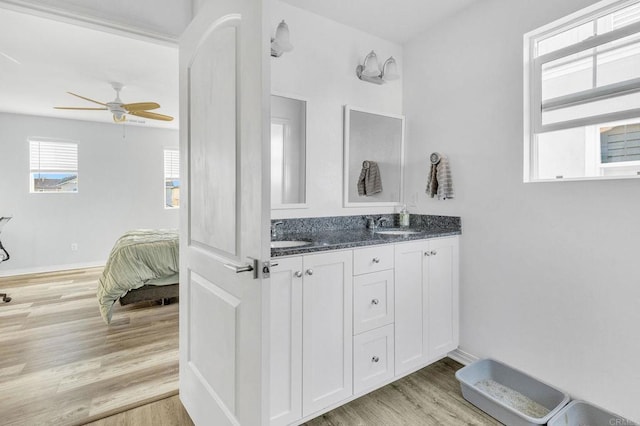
268, 215, 461, 425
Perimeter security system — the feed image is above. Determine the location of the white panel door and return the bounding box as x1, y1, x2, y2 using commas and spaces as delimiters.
179, 1, 270, 425
394, 241, 428, 376
269, 256, 303, 426
302, 251, 353, 416
427, 237, 459, 360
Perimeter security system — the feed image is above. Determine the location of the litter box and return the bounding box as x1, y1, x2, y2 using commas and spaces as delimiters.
455, 359, 570, 426
548, 400, 638, 426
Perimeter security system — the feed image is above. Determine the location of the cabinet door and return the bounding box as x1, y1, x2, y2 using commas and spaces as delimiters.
302, 250, 353, 417
394, 241, 429, 375
269, 256, 303, 426
427, 237, 459, 360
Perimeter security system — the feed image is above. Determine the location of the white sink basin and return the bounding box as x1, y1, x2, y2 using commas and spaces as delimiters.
375, 229, 422, 236
271, 240, 312, 249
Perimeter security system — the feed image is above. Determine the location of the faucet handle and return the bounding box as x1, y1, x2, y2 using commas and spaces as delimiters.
376, 217, 389, 227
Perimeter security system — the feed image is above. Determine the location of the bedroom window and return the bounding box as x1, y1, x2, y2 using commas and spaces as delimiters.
29, 140, 78, 193
524, 0, 640, 181
164, 149, 180, 208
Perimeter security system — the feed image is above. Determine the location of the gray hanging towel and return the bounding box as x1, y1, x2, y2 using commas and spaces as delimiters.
357, 160, 382, 196
426, 153, 454, 200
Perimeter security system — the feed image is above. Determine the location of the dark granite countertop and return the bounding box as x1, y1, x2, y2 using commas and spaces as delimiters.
271, 226, 461, 257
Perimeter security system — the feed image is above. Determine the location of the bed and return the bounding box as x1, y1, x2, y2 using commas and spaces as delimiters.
97, 229, 179, 324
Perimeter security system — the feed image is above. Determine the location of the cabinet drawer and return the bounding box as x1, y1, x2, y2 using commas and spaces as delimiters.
353, 324, 395, 395
353, 270, 394, 334
353, 245, 394, 275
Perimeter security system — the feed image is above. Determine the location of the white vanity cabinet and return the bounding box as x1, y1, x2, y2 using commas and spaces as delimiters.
269, 235, 459, 425
394, 237, 459, 376
269, 250, 353, 425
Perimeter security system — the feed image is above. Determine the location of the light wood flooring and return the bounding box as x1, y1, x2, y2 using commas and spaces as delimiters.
0, 267, 179, 426
94, 358, 498, 426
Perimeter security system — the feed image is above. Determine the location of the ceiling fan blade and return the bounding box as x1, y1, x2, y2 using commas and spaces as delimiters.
54, 107, 109, 110
67, 92, 107, 106
129, 110, 174, 121
123, 102, 160, 112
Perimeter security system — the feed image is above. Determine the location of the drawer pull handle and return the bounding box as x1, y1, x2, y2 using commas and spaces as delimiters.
424, 252, 430, 256
294, 271, 303, 278
305, 269, 313, 276
372, 356, 380, 363
431, 250, 437, 256
372, 257, 380, 263
371, 298, 379, 305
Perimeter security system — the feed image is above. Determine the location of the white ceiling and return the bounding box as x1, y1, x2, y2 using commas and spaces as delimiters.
281, 0, 479, 44
0, 7, 179, 129
0, 1, 476, 130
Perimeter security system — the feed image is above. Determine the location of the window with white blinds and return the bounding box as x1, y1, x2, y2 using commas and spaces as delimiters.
29, 140, 78, 193
164, 149, 180, 208
525, 0, 640, 181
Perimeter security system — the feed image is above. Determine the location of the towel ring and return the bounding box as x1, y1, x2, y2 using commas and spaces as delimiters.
430, 152, 441, 165
362, 160, 371, 169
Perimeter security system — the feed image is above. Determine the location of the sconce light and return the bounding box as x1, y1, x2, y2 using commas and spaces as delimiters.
271, 20, 293, 58
356, 51, 400, 84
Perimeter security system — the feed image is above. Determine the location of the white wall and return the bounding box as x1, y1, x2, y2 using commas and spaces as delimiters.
403, 0, 640, 421
0, 112, 179, 276
270, 1, 403, 219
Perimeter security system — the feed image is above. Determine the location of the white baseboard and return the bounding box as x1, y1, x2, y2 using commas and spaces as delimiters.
0, 261, 105, 278
448, 348, 480, 365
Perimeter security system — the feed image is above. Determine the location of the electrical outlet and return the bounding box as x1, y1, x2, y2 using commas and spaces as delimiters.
71, 243, 78, 252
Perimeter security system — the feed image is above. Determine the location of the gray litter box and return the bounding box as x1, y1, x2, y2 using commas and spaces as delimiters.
548, 400, 638, 426
455, 359, 570, 426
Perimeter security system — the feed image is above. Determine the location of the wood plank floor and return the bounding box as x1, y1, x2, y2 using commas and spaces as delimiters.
305, 358, 500, 426
0, 267, 179, 426
93, 358, 498, 426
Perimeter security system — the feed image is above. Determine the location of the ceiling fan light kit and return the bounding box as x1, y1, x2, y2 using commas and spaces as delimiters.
54, 82, 174, 123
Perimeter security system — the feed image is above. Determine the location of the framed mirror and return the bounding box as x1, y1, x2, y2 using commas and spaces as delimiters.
344, 105, 405, 207
271, 94, 307, 209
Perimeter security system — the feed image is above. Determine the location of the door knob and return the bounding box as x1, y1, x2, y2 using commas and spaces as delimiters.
430, 250, 437, 256
372, 356, 380, 363
371, 298, 379, 305
372, 257, 380, 263
294, 271, 303, 278
305, 269, 313, 276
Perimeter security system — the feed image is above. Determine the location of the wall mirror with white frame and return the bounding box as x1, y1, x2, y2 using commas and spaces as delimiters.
271, 94, 307, 209
344, 106, 405, 207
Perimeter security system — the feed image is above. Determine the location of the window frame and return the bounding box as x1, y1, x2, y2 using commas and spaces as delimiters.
524, 0, 640, 182
29, 139, 79, 193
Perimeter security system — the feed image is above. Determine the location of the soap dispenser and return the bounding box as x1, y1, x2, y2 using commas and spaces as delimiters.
399, 205, 410, 227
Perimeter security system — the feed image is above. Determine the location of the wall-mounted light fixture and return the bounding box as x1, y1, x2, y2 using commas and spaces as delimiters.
356, 51, 400, 84
271, 20, 293, 58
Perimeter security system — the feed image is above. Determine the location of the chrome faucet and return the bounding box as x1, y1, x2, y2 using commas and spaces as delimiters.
365, 216, 389, 230
271, 221, 284, 238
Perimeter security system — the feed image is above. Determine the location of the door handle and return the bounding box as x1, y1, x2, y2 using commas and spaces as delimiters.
224, 258, 259, 279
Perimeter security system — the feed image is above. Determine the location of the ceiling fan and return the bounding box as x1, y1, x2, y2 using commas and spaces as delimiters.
54, 82, 173, 123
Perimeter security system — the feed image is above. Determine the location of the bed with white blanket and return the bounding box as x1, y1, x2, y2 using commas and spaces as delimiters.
97, 229, 179, 324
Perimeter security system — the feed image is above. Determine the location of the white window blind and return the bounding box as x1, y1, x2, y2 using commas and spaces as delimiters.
30, 140, 78, 173
530, 1, 640, 134
164, 149, 180, 208
29, 140, 78, 193
164, 149, 180, 179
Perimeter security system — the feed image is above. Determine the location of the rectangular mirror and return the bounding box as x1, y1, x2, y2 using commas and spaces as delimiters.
271, 94, 307, 209
344, 106, 405, 207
